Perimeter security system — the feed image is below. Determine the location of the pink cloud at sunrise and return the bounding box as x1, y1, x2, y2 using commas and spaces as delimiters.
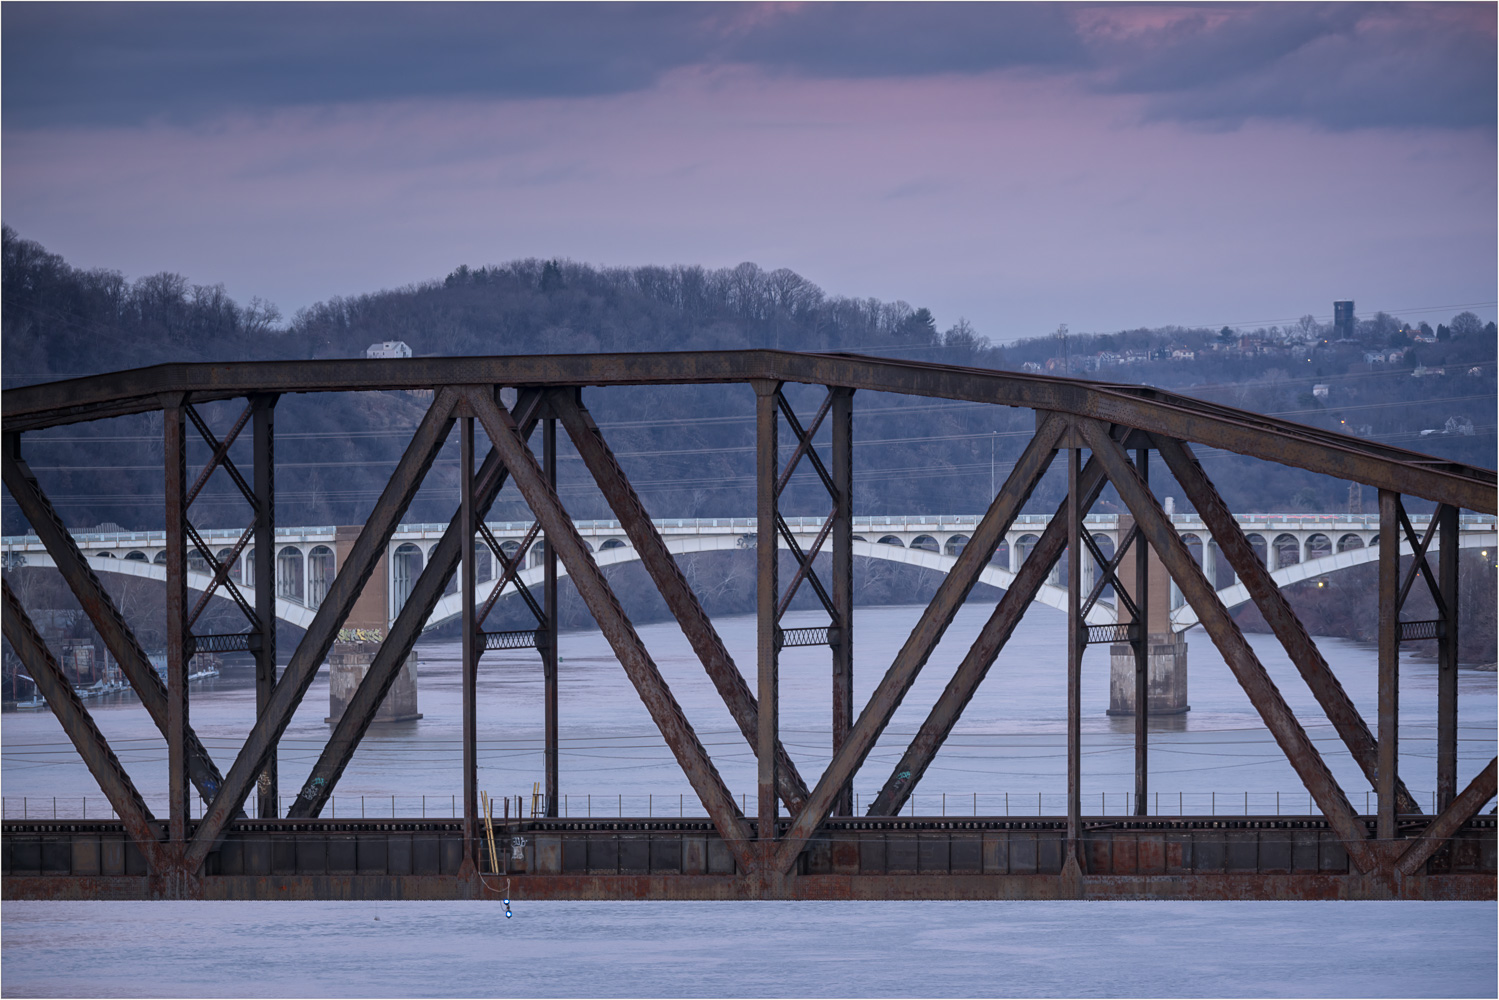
3, 3, 1493, 339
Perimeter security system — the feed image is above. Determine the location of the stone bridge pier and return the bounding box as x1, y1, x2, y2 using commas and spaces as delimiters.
326, 526, 420, 725
1107, 517, 1189, 716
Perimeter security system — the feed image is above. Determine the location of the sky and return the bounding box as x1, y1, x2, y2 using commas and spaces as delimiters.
3, 2, 1495, 341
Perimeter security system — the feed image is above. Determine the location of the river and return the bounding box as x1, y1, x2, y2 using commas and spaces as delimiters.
3, 603, 1494, 996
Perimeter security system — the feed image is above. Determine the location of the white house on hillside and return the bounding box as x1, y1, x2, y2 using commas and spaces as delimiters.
366, 341, 412, 359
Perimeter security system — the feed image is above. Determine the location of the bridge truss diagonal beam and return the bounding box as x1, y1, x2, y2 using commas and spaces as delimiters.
466, 385, 757, 871
552, 389, 812, 815
1152, 434, 1421, 815
186, 387, 462, 869
773, 412, 1068, 872
287, 390, 544, 819
1080, 419, 1377, 874
2, 580, 170, 875
1, 438, 230, 807
1396, 758, 1497, 877
868, 446, 1115, 816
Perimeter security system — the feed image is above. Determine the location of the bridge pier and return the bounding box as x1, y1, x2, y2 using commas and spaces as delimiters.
1107, 635, 1189, 716
1108, 526, 1189, 716
326, 527, 420, 725
326, 640, 420, 724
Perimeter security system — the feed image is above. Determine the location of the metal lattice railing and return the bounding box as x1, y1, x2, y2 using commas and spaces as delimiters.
1085, 623, 1133, 645
483, 629, 540, 651
777, 626, 830, 649
1398, 619, 1442, 642
186, 632, 252, 654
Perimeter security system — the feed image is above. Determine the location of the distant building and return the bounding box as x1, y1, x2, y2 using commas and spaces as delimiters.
366, 341, 412, 359
1312, 383, 1329, 399
1333, 301, 1355, 340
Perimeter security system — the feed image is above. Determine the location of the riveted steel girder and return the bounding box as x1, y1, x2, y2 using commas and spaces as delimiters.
5, 352, 1490, 513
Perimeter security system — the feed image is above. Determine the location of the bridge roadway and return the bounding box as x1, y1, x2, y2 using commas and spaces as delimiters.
5, 512, 1493, 633
4, 813, 1494, 900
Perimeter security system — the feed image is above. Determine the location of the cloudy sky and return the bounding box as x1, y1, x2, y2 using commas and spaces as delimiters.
3, 2, 1494, 340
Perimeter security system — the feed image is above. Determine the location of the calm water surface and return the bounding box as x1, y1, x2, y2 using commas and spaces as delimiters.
4, 604, 1495, 996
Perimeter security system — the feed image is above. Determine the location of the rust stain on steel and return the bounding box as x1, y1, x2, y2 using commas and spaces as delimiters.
1154, 435, 1421, 814
830, 387, 855, 817
163, 399, 190, 852
756, 381, 780, 872
1397, 758, 1498, 876
552, 390, 811, 814
252, 394, 278, 819
1436, 505, 1460, 810
1377, 490, 1400, 845
3, 352, 1490, 513
3, 871, 1493, 903
467, 387, 757, 871
1081, 420, 1378, 874
775, 413, 1068, 873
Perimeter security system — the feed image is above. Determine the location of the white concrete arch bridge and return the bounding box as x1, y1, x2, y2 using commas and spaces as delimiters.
6, 512, 1493, 635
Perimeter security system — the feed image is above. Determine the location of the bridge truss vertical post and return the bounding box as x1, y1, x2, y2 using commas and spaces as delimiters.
253, 394, 278, 818
1437, 504, 1459, 811
162, 397, 190, 859
460, 413, 478, 868
1134, 447, 1149, 815
543, 414, 560, 817
1377, 489, 1399, 843
1065, 441, 1083, 873
755, 380, 781, 867
830, 387, 854, 816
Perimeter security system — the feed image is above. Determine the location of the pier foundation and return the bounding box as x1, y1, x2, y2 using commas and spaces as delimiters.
1108, 634, 1189, 715
327, 640, 421, 724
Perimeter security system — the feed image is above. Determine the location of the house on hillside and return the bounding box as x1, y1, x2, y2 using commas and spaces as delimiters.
366, 341, 412, 359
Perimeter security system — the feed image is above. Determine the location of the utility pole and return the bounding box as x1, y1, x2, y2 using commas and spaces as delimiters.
1057, 324, 1070, 375
990, 431, 996, 499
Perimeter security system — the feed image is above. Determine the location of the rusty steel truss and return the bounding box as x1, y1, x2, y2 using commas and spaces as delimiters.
2, 351, 1494, 901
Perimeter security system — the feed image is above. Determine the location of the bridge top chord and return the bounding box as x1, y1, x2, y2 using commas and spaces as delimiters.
4, 350, 1493, 513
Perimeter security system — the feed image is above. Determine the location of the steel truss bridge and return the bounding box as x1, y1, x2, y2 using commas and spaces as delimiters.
1, 351, 1494, 901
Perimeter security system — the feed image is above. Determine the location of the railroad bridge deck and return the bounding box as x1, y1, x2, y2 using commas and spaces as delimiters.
5, 814, 1493, 900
